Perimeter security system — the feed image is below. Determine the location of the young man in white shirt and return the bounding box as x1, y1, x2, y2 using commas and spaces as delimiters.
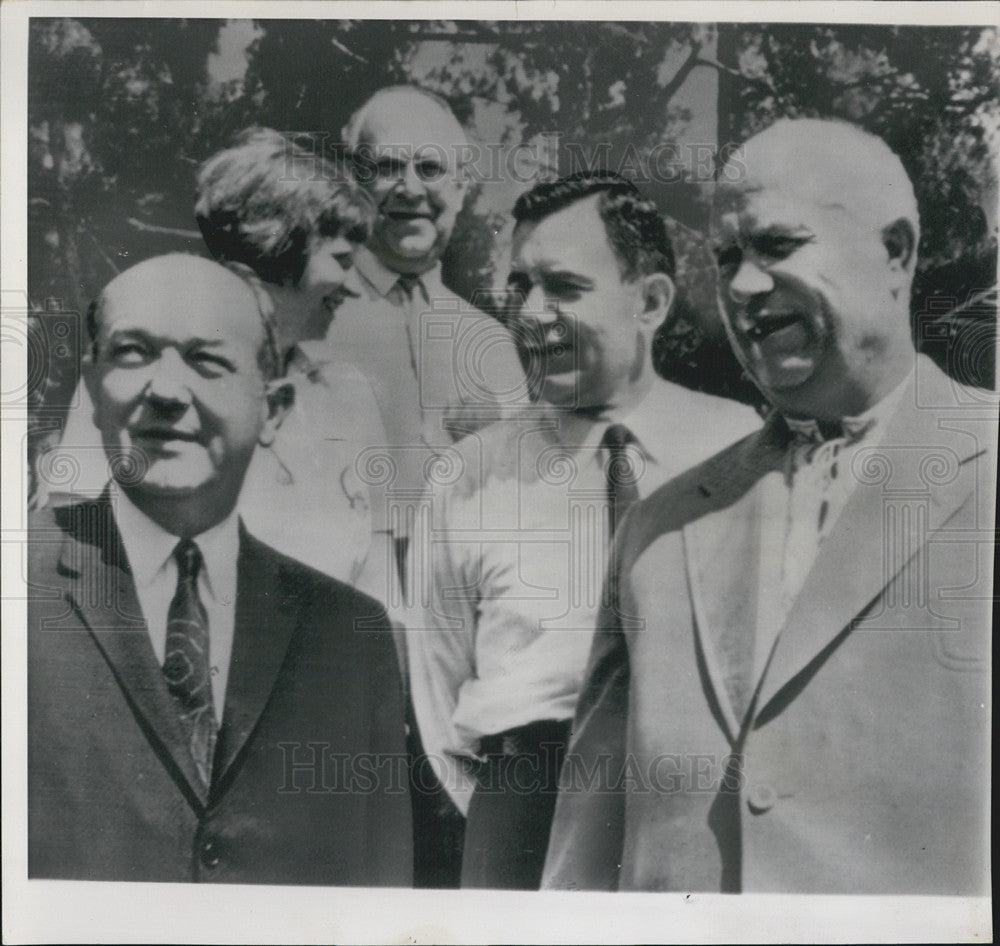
412, 171, 762, 888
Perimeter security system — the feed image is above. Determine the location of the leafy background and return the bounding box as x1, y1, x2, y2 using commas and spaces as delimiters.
27, 18, 999, 433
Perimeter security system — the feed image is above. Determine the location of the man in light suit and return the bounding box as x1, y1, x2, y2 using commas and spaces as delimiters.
543, 119, 995, 894
332, 84, 529, 887
28, 254, 412, 885
332, 85, 529, 566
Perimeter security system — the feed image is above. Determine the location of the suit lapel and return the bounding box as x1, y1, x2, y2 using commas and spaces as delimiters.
682, 419, 788, 743
57, 498, 210, 807
213, 528, 300, 785
754, 365, 981, 717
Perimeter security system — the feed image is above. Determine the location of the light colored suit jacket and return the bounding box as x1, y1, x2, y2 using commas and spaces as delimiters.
325, 247, 528, 501
543, 356, 995, 894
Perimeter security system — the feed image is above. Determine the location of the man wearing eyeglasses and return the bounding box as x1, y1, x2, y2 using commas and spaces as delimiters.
330, 84, 528, 887
331, 85, 528, 534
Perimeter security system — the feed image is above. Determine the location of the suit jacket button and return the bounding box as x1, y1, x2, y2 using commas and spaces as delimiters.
200, 837, 221, 869
747, 784, 777, 814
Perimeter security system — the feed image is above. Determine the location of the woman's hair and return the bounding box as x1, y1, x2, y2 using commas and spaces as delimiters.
195, 127, 375, 287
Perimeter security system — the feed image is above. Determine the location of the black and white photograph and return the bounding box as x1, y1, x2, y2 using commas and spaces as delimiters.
2, 2, 997, 942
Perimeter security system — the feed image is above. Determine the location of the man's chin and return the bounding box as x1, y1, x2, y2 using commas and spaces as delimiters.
119, 461, 217, 499
392, 240, 440, 261
375, 230, 445, 266
537, 377, 584, 409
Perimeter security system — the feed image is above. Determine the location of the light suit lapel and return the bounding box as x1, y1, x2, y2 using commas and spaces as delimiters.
754, 366, 982, 719
682, 418, 788, 743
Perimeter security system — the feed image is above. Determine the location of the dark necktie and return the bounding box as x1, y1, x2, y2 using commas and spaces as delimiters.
395, 274, 426, 389
396, 273, 425, 300
162, 539, 218, 788
602, 423, 640, 536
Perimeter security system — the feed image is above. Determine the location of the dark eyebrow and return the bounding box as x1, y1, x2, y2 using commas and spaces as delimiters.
541, 269, 594, 287
106, 327, 153, 340
746, 224, 813, 240
106, 330, 233, 350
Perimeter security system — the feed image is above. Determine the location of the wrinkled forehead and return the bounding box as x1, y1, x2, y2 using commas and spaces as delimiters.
711, 177, 845, 236
100, 261, 262, 343
357, 98, 467, 152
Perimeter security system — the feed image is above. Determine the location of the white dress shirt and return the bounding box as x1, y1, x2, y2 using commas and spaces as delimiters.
112, 482, 239, 722
753, 371, 913, 676
410, 379, 762, 812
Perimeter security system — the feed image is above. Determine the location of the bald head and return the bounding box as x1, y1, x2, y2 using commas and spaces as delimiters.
90, 254, 279, 380
342, 85, 470, 274
720, 118, 919, 243
711, 118, 921, 421
343, 85, 468, 153
84, 253, 289, 536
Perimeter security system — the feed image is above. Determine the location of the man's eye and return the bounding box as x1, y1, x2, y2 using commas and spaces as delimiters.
189, 351, 234, 374
714, 244, 743, 273
546, 280, 584, 300
755, 236, 807, 259
416, 160, 444, 181
109, 342, 150, 365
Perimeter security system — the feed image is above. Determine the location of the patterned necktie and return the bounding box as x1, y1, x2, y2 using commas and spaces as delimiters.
396, 273, 425, 301
602, 423, 641, 536
162, 539, 218, 788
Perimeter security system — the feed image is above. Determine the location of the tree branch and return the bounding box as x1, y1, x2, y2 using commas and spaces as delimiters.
660, 45, 703, 103
126, 217, 202, 239
330, 36, 368, 63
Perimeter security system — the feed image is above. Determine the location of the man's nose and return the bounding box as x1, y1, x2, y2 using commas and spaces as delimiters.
523, 284, 559, 322
328, 257, 348, 282
145, 349, 193, 409
396, 160, 424, 198
727, 257, 774, 301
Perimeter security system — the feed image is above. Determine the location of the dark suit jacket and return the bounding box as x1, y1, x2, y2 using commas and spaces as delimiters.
543, 357, 994, 894
28, 495, 413, 885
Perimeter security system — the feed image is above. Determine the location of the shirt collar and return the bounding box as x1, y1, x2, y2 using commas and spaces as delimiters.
546, 378, 680, 465
285, 340, 323, 379
352, 243, 444, 299
111, 481, 240, 599
781, 367, 914, 447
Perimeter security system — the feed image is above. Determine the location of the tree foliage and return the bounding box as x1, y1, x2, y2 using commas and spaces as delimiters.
26, 17, 998, 421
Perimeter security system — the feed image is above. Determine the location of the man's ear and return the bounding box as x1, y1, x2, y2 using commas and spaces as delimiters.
883, 218, 917, 271
882, 218, 917, 299
259, 379, 295, 447
637, 272, 675, 330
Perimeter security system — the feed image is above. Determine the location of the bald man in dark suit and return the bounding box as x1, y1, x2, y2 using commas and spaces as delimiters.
29, 255, 412, 884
